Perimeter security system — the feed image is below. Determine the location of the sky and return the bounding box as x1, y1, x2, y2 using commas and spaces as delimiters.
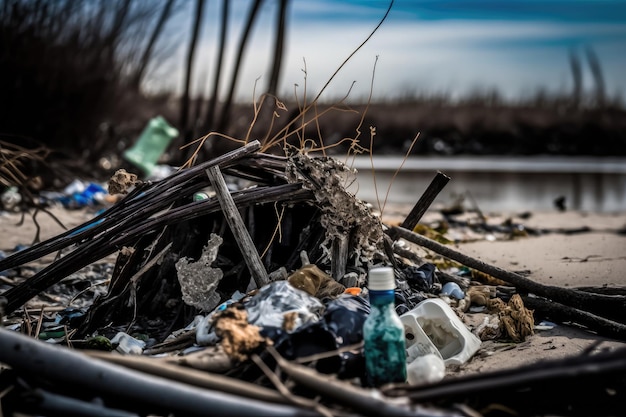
145, 0, 626, 102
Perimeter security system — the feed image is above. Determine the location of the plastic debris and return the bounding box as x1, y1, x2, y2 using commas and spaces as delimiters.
287, 263, 345, 299
535, 320, 557, 331
406, 353, 446, 386
1, 186, 22, 212
58, 180, 108, 209
403, 263, 436, 292
195, 292, 245, 346
363, 267, 407, 386
441, 282, 465, 300
123, 115, 179, 177
272, 293, 370, 379
176, 234, 224, 312
401, 298, 482, 366
55, 307, 86, 327
111, 332, 146, 355
243, 280, 324, 333
2, 139, 623, 417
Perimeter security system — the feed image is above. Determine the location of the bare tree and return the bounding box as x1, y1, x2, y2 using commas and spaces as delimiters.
101, 0, 133, 62
585, 46, 606, 107
203, 0, 230, 132
217, 0, 264, 133
180, 0, 206, 138
130, 0, 176, 91
568, 49, 582, 109
266, 0, 289, 96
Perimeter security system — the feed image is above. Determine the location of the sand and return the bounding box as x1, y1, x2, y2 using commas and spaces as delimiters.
1, 205, 626, 379
412, 209, 626, 375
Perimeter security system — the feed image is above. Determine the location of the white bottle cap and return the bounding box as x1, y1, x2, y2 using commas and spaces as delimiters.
368, 267, 395, 290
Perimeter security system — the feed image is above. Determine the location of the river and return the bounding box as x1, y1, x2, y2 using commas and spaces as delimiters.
345, 156, 626, 213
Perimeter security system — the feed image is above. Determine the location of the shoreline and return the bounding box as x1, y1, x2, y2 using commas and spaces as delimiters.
2, 206, 625, 378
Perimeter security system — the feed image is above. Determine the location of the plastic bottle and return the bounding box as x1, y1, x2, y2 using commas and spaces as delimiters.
123, 116, 179, 177
363, 267, 407, 387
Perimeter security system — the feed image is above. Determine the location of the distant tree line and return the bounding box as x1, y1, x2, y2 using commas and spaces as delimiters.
0, 0, 291, 165
0, 0, 624, 177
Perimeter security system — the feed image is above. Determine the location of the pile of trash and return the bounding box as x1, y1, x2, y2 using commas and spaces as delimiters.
1, 139, 625, 417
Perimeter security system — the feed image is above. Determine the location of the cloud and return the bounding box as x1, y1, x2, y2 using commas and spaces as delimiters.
145, 3, 626, 102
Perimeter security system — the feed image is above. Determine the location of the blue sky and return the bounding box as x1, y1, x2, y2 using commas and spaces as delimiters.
148, 0, 626, 102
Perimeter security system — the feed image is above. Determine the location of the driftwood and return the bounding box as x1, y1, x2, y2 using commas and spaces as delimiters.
387, 226, 626, 339
401, 171, 450, 230
0, 142, 319, 315
0, 327, 319, 417
15, 388, 138, 417
522, 295, 626, 339
206, 164, 269, 288
85, 350, 287, 405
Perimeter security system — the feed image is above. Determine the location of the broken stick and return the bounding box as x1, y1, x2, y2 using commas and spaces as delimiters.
522, 296, 626, 340
206, 165, 270, 288
401, 171, 450, 231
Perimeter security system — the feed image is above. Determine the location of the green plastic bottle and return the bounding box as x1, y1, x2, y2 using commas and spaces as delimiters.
123, 116, 179, 177
363, 266, 407, 387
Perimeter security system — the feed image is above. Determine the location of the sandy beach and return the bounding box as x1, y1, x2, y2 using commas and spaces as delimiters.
393, 208, 626, 375
2, 205, 626, 379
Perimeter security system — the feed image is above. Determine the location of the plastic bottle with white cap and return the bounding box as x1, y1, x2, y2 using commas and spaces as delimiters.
363, 266, 407, 386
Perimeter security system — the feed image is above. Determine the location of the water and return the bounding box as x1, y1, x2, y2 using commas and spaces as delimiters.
347, 156, 626, 213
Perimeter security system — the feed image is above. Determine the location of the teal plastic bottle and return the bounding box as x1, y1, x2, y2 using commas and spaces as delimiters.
363, 267, 407, 387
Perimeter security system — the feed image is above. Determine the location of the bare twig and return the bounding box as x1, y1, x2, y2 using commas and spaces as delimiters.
251, 354, 334, 417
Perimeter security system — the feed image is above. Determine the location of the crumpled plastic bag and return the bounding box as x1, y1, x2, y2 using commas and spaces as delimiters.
272, 294, 371, 380
243, 280, 324, 333
287, 264, 345, 299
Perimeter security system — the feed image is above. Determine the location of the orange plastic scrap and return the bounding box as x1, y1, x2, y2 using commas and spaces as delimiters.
344, 287, 362, 296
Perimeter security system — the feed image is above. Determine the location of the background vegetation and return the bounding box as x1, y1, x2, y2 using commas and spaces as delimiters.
1, 0, 625, 189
